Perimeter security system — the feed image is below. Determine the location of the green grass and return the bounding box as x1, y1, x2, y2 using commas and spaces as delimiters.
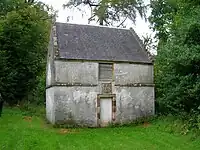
0, 108, 200, 150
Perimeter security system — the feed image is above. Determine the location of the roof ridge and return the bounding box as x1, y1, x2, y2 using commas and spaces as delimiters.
55, 22, 130, 31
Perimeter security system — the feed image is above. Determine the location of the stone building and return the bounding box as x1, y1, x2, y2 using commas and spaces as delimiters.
46, 22, 154, 127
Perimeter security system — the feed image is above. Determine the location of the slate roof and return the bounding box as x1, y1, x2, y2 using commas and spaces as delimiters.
54, 22, 152, 64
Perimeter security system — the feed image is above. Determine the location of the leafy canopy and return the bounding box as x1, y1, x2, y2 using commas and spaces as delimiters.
150, 0, 200, 113
0, 0, 52, 104
64, 0, 147, 27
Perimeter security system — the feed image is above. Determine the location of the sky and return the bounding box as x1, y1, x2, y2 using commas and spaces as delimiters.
40, 0, 153, 38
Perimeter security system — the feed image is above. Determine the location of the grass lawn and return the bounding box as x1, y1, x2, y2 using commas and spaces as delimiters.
0, 108, 200, 150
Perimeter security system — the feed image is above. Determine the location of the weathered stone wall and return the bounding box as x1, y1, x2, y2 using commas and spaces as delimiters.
46, 87, 55, 123
114, 63, 153, 85
50, 86, 98, 127
46, 28, 55, 87
54, 61, 98, 85
46, 60, 154, 126
114, 86, 154, 123
113, 63, 154, 123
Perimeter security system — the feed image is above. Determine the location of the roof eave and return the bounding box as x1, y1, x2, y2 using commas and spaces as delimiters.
54, 57, 153, 65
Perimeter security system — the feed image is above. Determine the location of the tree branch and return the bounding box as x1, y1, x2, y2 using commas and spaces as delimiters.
117, 16, 128, 27
83, 0, 99, 7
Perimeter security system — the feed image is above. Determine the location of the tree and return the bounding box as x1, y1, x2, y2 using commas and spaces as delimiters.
142, 33, 157, 55
64, 0, 147, 27
150, 0, 200, 114
0, 0, 52, 105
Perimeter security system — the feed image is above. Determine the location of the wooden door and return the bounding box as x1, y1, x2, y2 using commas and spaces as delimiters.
100, 98, 112, 127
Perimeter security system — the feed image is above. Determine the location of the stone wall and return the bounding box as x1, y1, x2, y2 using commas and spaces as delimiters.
54, 61, 98, 85
114, 63, 153, 85
46, 60, 154, 126
113, 63, 154, 123
46, 87, 55, 123
46, 28, 55, 87
52, 86, 98, 126
114, 86, 154, 123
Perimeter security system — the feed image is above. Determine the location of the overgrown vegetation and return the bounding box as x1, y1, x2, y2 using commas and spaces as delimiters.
0, 0, 53, 105
150, 0, 200, 132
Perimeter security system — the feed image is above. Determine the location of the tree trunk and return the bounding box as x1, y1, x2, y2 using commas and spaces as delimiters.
0, 93, 3, 117
0, 101, 3, 117
100, 18, 103, 25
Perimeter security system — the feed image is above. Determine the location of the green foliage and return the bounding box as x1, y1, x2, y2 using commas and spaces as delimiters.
0, 0, 51, 105
152, 114, 200, 139
0, 0, 23, 15
19, 104, 46, 117
64, 0, 147, 27
149, 0, 178, 41
20, 72, 46, 106
151, 0, 200, 116
30, 73, 46, 105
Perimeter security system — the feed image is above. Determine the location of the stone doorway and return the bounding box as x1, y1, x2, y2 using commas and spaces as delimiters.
97, 95, 116, 127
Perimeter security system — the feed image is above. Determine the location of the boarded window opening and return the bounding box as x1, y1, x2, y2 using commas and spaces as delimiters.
99, 63, 113, 81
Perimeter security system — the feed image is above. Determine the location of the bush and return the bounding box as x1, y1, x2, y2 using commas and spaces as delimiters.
151, 114, 200, 139
154, 4, 200, 114
25, 72, 46, 105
